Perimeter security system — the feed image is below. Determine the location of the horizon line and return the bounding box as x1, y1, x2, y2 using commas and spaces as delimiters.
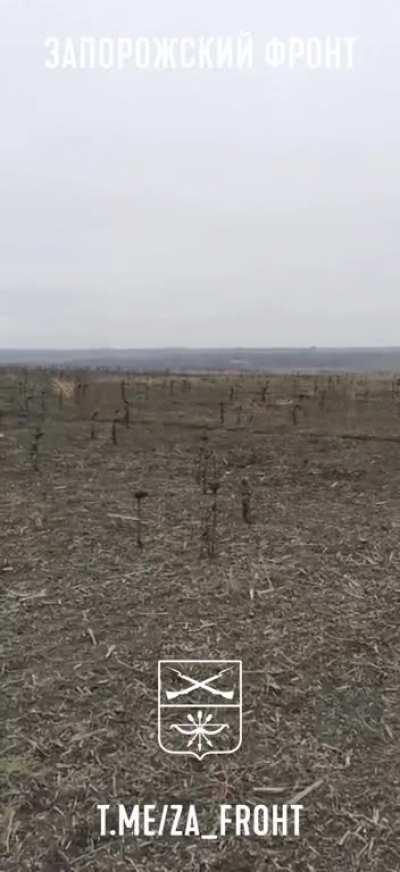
2, 345, 400, 352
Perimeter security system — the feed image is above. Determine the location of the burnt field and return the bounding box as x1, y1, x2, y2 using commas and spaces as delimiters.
1, 370, 400, 871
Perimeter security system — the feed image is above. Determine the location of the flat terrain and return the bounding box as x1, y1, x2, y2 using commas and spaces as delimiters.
1, 371, 400, 871
3, 347, 400, 373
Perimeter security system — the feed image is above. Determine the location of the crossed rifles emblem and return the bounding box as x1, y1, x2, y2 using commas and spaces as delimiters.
158, 659, 242, 759
165, 665, 235, 701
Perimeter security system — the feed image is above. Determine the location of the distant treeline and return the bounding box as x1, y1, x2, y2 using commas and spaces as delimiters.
1, 347, 400, 373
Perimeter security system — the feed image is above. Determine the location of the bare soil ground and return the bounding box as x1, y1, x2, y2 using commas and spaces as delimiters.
1, 371, 400, 871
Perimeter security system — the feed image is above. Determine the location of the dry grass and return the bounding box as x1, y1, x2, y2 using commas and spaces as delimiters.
0, 370, 400, 870
51, 378, 75, 400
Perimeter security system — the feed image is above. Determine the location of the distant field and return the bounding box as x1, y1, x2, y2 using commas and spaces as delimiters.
3, 346, 400, 373
1, 369, 400, 871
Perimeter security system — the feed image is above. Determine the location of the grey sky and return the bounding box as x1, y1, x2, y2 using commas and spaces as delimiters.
0, 0, 399, 347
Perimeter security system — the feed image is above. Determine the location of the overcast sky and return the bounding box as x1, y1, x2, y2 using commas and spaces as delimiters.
0, 0, 399, 348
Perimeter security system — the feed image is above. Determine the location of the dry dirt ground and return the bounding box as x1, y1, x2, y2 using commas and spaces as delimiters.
1, 371, 400, 872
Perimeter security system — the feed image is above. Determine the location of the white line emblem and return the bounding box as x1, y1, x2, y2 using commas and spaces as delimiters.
158, 659, 242, 760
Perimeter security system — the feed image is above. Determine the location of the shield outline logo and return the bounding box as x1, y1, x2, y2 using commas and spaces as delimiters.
158, 659, 242, 760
